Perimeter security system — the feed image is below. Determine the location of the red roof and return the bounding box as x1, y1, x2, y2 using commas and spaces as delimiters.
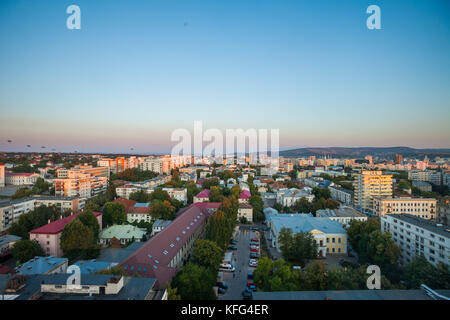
0, 265, 15, 274
119, 206, 210, 287
30, 212, 101, 235
112, 198, 137, 211
128, 206, 150, 214
5, 172, 37, 177
195, 189, 210, 198
239, 190, 251, 199
189, 202, 222, 209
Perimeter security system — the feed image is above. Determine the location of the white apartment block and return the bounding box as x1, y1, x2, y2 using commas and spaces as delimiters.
408, 170, 442, 185
162, 188, 187, 204
381, 214, 449, 267
329, 186, 354, 206
373, 197, 437, 220
141, 158, 164, 174
0, 199, 35, 233
5, 172, 40, 185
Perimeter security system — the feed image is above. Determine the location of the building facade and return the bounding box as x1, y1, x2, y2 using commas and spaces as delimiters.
373, 197, 437, 220
381, 214, 449, 267
329, 186, 354, 206
353, 170, 393, 214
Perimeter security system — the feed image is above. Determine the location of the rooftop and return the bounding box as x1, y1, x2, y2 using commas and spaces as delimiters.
316, 207, 364, 218
271, 215, 346, 235
16, 256, 68, 275
99, 225, 147, 240
30, 212, 101, 235
73, 260, 116, 274
385, 214, 450, 237
195, 189, 210, 198
0, 235, 22, 247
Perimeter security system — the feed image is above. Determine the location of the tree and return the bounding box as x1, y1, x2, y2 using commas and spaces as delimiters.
202, 177, 220, 190
166, 283, 181, 300
11, 240, 45, 263
291, 198, 312, 213
171, 263, 216, 300
78, 210, 100, 241
403, 255, 450, 289
102, 202, 127, 227
148, 189, 171, 202
60, 219, 99, 261
278, 228, 318, 266
209, 186, 223, 202
312, 187, 331, 200
150, 199, 176, 220
192, 239, 224, 270
129, 190, 150, 202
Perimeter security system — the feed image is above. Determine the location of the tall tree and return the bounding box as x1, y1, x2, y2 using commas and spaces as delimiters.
11, 240, 45, 263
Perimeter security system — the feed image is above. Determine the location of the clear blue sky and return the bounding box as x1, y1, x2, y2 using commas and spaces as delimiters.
0, 0, 449, 153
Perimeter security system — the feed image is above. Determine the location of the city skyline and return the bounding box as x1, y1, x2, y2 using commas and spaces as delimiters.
1, 0, 450, 153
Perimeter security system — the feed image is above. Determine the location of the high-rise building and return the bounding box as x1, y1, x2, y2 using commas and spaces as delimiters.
394, 154, 403, 165
0, 163, 5, 188
353, 170, 393, 214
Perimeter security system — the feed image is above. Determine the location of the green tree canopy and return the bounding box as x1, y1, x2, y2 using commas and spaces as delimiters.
11, 239, 45, 263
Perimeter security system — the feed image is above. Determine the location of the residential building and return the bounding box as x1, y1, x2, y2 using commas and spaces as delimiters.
276, 188, 314, 207
152, 219, 172, 236
267, 213, 347, 257
32, 195, 85, 213
0, 198, 36, 233
238, 203, 253, 222
193, 189, 210, 203
16, 256, 68, 275
373, 197, 437, 219
119, 205, 211, 288
0, 235, 21, 259
29, 212, 102, 257
162, 188, 187, 204
5, 172, 40, 185
238, 190, 251, 204
55, 168, 108, 199
381, 214, 449, 267
98, 225, 147, 246
329, 186, 354, 206
408, 170, 442, 185
126, 203, 151, 224
0, 163, 5, 187
412, 180, 432, 192
437, 200, 450, 225
353, 170, 393, 214
316, 207, 367, 228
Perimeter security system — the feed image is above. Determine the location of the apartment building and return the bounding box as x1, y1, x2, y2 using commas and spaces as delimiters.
373, 197, 437, 219
316, 207, 367, 228
55, 169, 108, 199
381, 214, 449, 267
329, 186, 354, 206
0, 198, 35, 233
5, 172, 40, 185
30, 212, 102, 257
0, 163, 5, 187
238, 203, 253, 222
408, 170, 442, 185
275, 188, 314, 207
412, 180, 432, 192
119, 205, 210, 288
353, 170, 393, 214
437, 200, 450, 225
162, 188, 187, 204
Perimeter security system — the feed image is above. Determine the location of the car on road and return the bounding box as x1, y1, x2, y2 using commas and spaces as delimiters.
249, 260, 257, 267
219, 264, 235, 272
227, 245, 238, 250
247, 282, 257, 291
247, 273, 254, 280
216, 281, 228, 289
242, 289, 253, 300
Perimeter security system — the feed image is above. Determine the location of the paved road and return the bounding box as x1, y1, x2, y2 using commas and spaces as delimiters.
219, 227, 258, 300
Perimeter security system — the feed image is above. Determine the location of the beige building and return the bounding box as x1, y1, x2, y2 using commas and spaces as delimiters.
238, 203, 253, 222
373, 197, 437, 220
0, 163, 5, 187
353, 170, 393, 214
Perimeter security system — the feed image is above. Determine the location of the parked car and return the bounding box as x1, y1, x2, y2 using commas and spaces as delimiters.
250, 247, 259, 252
250, 237, 259, 242
228, 245, 238, 250
247, 283, 257, 291
250, 252, 259, 259
249, 260, 257, 267
247, 273, 253, 280
219, 264, 235, 272
216, 281, 228, 289
218, 287, 226, 294
242, 289, 253, 300
230, 239, 238, 245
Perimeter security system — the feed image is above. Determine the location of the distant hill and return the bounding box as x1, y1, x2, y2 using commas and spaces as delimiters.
279, 147, 450, 158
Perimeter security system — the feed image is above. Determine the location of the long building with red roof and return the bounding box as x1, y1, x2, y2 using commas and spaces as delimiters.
119, 205, 211, 288
30, 212, 102, 257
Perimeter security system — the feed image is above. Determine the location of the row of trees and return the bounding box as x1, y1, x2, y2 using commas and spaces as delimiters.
253, 258, 395, 292
278, 228, 318, 266
11, 177, 53, 199
110, 168, 159, 182
9, 205, 62, 239
273, 188, 340, 215
247, 176, 264, 222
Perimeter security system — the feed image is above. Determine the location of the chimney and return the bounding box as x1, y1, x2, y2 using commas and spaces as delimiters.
48, 219, 51, 224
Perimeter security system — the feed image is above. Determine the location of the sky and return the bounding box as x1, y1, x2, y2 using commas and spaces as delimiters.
0, 0, 449, 154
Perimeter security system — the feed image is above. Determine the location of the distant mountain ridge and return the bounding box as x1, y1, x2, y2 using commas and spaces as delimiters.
279, 147, 450, 158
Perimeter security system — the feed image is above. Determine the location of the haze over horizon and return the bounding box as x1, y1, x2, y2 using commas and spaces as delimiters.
1, 0, 449, 153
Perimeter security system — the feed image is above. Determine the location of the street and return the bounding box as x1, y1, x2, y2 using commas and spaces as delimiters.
219, 226, 258, 300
